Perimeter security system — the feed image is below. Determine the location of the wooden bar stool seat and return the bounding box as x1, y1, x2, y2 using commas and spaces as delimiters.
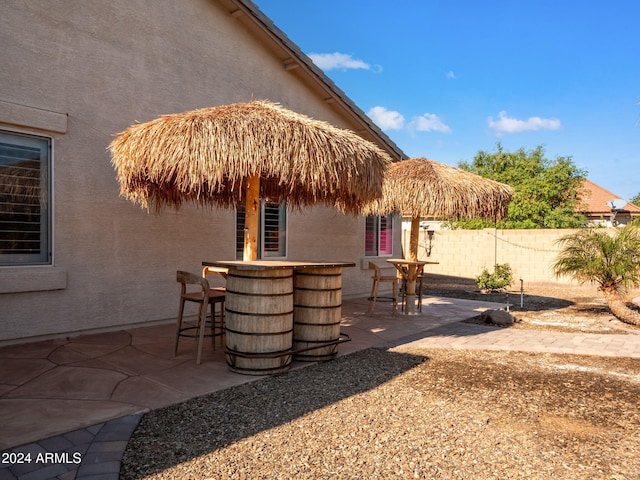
174, 271, 226, 364
367, 262, 399, 314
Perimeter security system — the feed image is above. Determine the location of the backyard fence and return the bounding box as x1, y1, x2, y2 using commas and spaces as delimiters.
402, 227, 600, 286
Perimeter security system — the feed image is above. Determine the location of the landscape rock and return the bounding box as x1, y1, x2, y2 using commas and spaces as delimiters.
480, 309, 515, 326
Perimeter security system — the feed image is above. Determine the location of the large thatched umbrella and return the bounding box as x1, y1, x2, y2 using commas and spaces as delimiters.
109, 100, 392, 260
364, 157, 513, 313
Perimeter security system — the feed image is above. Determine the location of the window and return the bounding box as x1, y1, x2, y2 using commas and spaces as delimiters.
0, 131, 51, 266
236, 201, 287, 259
365, 214, 393, 256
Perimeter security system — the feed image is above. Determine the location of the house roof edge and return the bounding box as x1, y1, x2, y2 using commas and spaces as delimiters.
228, 0, 408, 162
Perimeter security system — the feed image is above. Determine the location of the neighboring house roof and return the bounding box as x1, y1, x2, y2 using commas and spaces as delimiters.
578, 179, 640, 215
225, 0, 407, 162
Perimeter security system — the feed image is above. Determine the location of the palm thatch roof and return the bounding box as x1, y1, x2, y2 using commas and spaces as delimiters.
363, 158, 513, 221
109, 100, 392, 213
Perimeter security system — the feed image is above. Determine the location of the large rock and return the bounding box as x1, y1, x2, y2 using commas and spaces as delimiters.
480, 309, 515, 326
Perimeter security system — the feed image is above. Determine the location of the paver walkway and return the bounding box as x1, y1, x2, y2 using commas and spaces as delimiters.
2, 295, 639, 479
391, 320, 640, 358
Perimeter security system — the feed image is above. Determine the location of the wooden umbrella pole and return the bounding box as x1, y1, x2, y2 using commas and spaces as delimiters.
408, 217, 420, 262
243, 174, 260, 261
405, 217, 421, 315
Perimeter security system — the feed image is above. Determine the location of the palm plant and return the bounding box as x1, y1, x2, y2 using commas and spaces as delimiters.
553, 222, 640, 326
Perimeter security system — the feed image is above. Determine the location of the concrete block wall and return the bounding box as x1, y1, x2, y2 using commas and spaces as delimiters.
404, 228, 598, 286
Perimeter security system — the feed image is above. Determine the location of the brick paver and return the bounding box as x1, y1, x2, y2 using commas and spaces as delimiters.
0, 415, 142, 480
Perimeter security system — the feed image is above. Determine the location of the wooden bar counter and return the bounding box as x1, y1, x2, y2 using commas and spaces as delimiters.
203, 260, 355, 375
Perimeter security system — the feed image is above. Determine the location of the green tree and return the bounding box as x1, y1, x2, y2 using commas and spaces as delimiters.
630, 193, 640, 207
553, 222, 640, 326
448, 144, 587, 229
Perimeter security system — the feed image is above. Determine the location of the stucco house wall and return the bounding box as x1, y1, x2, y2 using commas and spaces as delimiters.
0, 0, 403, 343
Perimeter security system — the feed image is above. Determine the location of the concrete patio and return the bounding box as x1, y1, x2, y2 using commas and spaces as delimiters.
2, 294, 640, 479
0, 295, 503, 451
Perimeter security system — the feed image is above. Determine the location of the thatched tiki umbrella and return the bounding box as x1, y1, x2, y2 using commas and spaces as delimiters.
109, 100, 392, 260
364, 158, 513, 313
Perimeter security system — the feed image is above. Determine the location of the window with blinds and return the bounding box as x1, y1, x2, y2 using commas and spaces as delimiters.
261, 201, 286, 257
236, 201, 287, 259
0, 131, 51, 266
365, 214, 393, 256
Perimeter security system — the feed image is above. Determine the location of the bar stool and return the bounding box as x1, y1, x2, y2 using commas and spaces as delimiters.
174, 271, 225, 364
202, 265, 228, 348
367, 262, 399, 314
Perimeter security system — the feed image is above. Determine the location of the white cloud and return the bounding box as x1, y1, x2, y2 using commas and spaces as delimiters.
367, 106, 405, 130
446, 70, 456, 79
308, 52, 370, 71
410, 113, 452, 133
488, 110, 562, 135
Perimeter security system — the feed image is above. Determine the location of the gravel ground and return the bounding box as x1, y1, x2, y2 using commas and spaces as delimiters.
120, 281, 640, 480
424, 277, 640, 335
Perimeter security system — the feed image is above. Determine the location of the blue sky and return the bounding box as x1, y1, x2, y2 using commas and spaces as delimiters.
253, 0, 640, 202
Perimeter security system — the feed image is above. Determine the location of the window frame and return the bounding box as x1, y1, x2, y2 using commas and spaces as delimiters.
236, 200, 287, 260
0, 129, 53, 267
260, 201, 287, 259
365, 214, 394, 257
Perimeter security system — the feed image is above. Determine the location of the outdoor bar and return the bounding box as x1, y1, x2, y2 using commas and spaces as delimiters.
204, 260, 354, 375
109, 100, 393, 373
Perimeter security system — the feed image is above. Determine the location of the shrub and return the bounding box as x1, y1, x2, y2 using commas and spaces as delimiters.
476, 263, 513, 292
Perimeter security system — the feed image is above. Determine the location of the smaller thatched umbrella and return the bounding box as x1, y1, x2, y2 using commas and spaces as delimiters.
364, 158, 513, 313
109, 100, 392, 260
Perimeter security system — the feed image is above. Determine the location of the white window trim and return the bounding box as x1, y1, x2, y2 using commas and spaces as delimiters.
260, 201, 287, 259
236, 200, 288, 260
365, 214, 394, 258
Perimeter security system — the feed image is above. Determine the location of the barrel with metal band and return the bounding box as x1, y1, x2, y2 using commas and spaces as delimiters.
293, 266, 344, 361
224, 267, 294, 375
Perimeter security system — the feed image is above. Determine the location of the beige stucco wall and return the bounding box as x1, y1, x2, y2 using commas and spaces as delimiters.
0, 0, 402, 343
405, 227, 595, 287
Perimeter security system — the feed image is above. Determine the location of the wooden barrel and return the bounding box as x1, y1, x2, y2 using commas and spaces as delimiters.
224, 267, 293, 375
293, 266, 343, 361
